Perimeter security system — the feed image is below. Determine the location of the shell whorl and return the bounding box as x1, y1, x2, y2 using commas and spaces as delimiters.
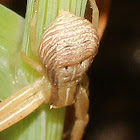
39, 11, 99, 87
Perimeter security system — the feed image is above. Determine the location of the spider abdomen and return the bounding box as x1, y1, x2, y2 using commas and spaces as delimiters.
39, 11, 99, 87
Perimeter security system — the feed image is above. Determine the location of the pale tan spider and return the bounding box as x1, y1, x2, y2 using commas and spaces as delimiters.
0, 0, 99, 140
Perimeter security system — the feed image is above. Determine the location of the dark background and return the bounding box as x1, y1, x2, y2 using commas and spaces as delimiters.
87, 0, 140, 140
1, 0, 140, 140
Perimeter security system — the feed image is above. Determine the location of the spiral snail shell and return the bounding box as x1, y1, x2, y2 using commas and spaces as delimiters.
39, 11, 99, 87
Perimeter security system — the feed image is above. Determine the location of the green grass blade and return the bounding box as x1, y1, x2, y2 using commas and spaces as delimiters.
0, 4, 25, 100
0, 4, 24, 54
0, 44, 13, 100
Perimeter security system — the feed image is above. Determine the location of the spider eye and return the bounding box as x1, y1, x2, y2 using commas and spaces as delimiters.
65, 66, 68, 69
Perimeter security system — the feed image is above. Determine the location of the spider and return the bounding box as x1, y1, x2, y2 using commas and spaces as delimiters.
0, 0, 99, 140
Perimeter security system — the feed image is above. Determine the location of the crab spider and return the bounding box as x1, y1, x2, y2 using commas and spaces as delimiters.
0, 0, 99, 140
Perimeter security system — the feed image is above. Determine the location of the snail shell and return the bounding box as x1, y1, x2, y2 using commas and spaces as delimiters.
39, 11, 99, 87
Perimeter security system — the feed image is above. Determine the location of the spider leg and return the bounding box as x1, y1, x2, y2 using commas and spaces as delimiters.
21, 1, 44, 75
0, 77, 51, 132
20, 53, 44, 75
71, 84, 89, 140
0, 90, 50, 132
30, 0, 39, 57
0, 77, 44, 114
96, 0, 111, 39
89, 0, 99, 28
